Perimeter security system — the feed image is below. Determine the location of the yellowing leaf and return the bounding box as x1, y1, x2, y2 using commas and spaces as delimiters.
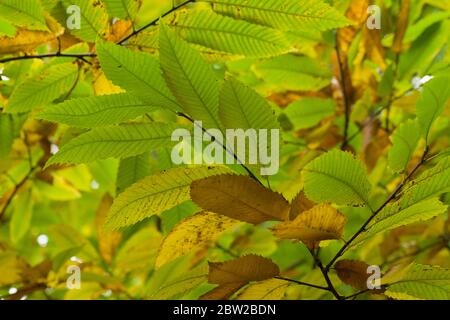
272, 204, 346, 247
95, 194, 122, 264
236, 278, 289, 300
106, 166, 231, 229
190, 174, 290, 224
156, 211, 240, 268
0, 252, 27, 286
93, 68, 125, 96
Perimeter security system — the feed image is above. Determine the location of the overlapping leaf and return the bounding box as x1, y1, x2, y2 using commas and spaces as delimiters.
38, 93, 157, 128
272, 204, 346, 244
171, 9, 290, 57
106, 166, 231, 229
205, 0, 350, 31
159, 24, 222, 128
46, 122, 180, 166
6, 63, 79, 113
96, 41, 181, 111
156, 211, 239, 268
303, 150, 372, 206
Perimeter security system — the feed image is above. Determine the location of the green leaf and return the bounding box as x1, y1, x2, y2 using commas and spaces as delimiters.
219, 78, 279, 130
303, 150, 372, 206
46, 122, 181, 167
387, 119, 421, 173
96, 41, 181, 112
146, 256, 208, 299
205, 0, 350, 31
353, 198, 447, 246
37, 93, 158, 128
116, 153, 151, 193
62, 0, 109, 42
402, 156, 450, 204
416, 75, 450, 142
9, 189, 33, 244
253, 54, 332, 92
0, 0, 47, 31
6, 63, 79, 113
0, 113, 24, 157
283, 98, 335, 130
114, 226, 162, 274
105, 165, 231, 229
159, 24, 221, 129
0, 16, 17, 37
103, 0, 141, 21
385, 264, 450, 300
170, 9, 290, 57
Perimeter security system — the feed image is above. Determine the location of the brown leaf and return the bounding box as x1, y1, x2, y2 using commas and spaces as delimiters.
202, 255, 280, 300
335, 259, 380, 291
272, 204, 346, 248
208, 255, 280, 285
190, 174, 290, 224
289, 191, 315, 220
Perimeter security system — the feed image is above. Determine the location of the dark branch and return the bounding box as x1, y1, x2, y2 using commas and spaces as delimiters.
274, 276, 330, 291
309, 249, 343, 300
0, 52, 96, 65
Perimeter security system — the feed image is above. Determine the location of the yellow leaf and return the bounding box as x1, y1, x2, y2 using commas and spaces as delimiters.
0, 15, 64, 54
190, 174, 290, 224
93, 67, 125, 96
155, 211, 240, 268
272, 204, 346, 246
107, 20, 133, 43
236, 278, 289, 300
95, 194, 122, 264
201, 281, 246, 300
0, 252, 27, 286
